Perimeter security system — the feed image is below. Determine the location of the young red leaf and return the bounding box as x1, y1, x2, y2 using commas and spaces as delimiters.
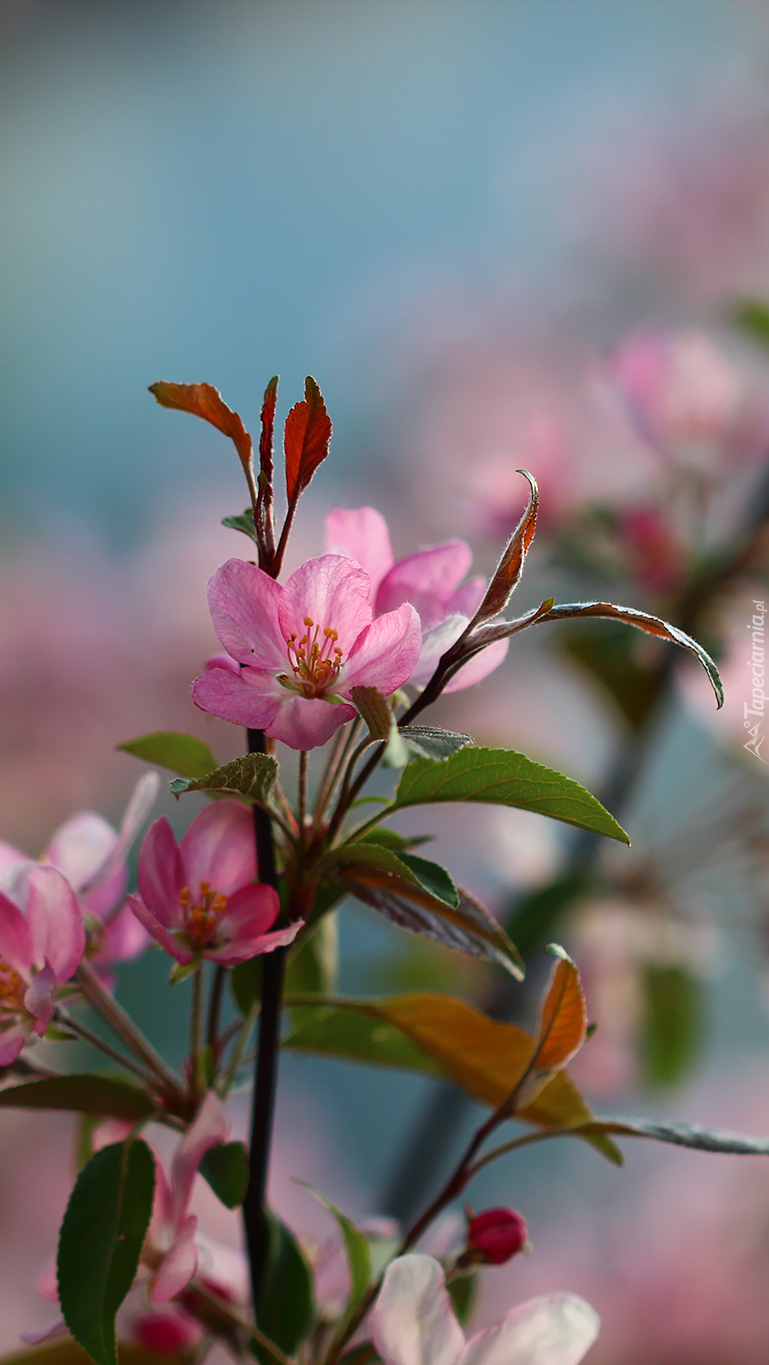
256, 375, 279, 562
471, 470, 538, 624
533, 946, 587, 1073
284, 376, 332, 503
149, 381, 254, 476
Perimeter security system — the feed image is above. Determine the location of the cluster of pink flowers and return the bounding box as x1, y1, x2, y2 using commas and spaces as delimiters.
193, 507, 508, 750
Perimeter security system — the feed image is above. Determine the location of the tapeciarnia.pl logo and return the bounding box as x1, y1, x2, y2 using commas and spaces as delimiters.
745, 598, 767, 762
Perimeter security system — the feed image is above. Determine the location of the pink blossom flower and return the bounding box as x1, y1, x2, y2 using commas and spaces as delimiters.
146, 1090, 230, 1303
0, 865, 85, 1065
192, 554, 422, 749
325, 508, 508, 692
0, 774, 158, 982
127, 800, 295, 967
372, 1255, 598, 1365
607, 328, 769, 474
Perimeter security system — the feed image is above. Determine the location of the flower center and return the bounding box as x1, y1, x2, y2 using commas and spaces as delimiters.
280, 616, 344, 698
179, 881, 228, 950
0, 958, 26, 1017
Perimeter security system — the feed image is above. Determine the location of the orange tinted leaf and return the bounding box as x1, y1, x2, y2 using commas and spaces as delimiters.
533, 947, 587, 1073
472, 470, 538, 623
256, 375, 279, 562
284, 376, 332, 503
149, 381, 253, 475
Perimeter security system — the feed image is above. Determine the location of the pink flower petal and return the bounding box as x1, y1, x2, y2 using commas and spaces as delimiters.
372, 1255, 465, 1365
180, 801, 257, 898
170, 1091, 230, 1227
25, 961, 57, 1035
0, 1026, 27, 1066
266, 695, 355, 750
26, 867, 85, 982
442, 638, 509, 693
204, 916, 302, 965
376, 542, 473, 628
138, 818, 184, 928
447, 576, 485, 618
0, 891, 33, 972
460, 1293, 599, 1365
408, 616, 467, 690
0, 841, 28, 882
98, 903, 153, 966
81, 772, 160, 912
325, 507, 394, 598
126, 894, 194, 966
150, 1213, 201, 1303
217, 883, 279, 939
204, 651, 240, 673
207, 559, 286, 669
192, 664, 283, 730
341, 603, 422, 697
43, 812, 116, 893
279, 555, 373, 655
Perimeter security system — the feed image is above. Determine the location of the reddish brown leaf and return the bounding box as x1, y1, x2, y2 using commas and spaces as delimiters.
535, 601, 724, 708
149, 381, 253, 476
256, 375, 279, 562
472, 470, 538, 624
533, 947, 587, 1073
284, 376, 332, 503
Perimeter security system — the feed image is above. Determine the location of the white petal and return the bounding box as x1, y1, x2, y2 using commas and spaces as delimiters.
461, 1294, 599, 1365
372, 1255, 464, 1365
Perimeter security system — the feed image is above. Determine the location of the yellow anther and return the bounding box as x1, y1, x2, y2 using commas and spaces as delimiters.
199, 881, 211, 895
303, 616, 314, 626
212, 894, 228, 914
179, 886, 192, 907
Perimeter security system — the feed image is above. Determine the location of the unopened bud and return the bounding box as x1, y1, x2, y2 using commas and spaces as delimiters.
466, 1207, 528, 1265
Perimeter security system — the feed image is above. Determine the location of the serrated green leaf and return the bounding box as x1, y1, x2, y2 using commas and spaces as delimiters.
58, 1139, 155, 1365
0, 1076, 154, 1121
117, 731, 217, 781
392, 747, 629, 844
332, 841, 458, 907
253, 1213, 314, 1363
295, 1182, 371, 1325
641, 963, 704, 1089
399, 726, 474, 762
222, 508, 260, 544
200, 1140, 250, 1208
169, 752, 278, 805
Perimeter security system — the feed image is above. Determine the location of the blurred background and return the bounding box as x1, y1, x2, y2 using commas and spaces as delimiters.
6, 1, 769, 1359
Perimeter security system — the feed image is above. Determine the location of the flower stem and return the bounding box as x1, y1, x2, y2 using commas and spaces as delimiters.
298, 750, 308, 849
76, 960, 182, 1097
191, 966, 204, 1096
243, 727, 286, 1314
56, 1008, 159, 1087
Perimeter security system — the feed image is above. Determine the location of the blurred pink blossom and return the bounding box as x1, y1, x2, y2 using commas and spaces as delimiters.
0, 865, 85, 1065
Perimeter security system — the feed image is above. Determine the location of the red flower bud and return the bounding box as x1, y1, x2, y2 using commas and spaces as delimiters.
467, 1207, 528, 1264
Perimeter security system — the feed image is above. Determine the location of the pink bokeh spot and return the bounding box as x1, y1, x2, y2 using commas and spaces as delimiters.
192, 554, 422, 749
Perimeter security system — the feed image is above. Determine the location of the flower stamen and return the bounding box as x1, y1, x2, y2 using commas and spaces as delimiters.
281, 615, 344, 697
179, 882, 229, 950
0, 958, 26, 1016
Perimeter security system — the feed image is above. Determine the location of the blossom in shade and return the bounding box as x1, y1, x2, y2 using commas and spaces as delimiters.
192, 554, 422, 749
371, 1254, 598, 1365
146, 1090, 230, 1303
0, 773, 159, 981
466, 1207, 528, 1265
127, 800, 296, 967
0, 865, 86, 1065
325, 508, 508, 692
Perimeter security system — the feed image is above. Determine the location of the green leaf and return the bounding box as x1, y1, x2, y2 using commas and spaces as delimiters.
340, 866, 523, 976
357, 828, 432, 851
392, 747, 629, 844
560, 625, 661, 730
398, 726, 474, 762
502, 872, 591, 962
351, 685, 393, 741
253, 1212, 314, 1362
333, 841, 458, 908
231, 956, 263, 1016
0, 1076, 155, 1121
0, 1344, 188, 1365
641, 963, 704, 1089
553, 1115, 769, 1156
222, 508, 260, 545
283, 1005, 443, 1076
730, 297, 769, 347
295, 1182, 371, 1323
117, 731, 217, 780
448, 1272, 477, 1325
199, 1140, 250, 1208
169, 752, 278, 805
58, 1139, 155, 1365
285, 914, 339, 998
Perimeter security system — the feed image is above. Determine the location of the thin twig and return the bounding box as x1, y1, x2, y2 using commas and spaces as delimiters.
298, 750, 309, 851
57, 1008, 158, 1087
76, 961, 181, 1096
192, 1279, 298, 1365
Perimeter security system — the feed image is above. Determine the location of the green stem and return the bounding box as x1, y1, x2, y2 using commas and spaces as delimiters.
297, 751, 309, 850
76, 961, 181, 1096
191, 1279, 298, 1365
56, 1008, 158, 1087
219, 1001, 260, 1096
207, 964, 226, 1055
191, 966, 204, 1096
